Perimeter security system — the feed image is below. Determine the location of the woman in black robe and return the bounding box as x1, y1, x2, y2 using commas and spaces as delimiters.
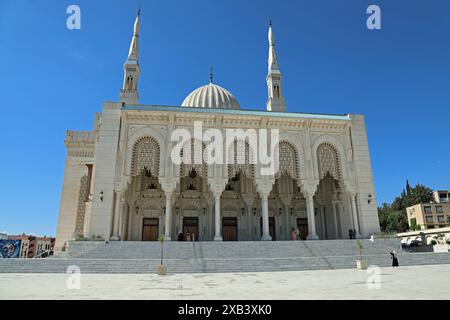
390, 250, 399, 267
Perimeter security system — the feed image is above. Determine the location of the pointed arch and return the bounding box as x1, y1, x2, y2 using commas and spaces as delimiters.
130, 136, 160, 177
179, 138, 208, 178
226, 139, 256, 179
311, 134, 348, 182
317, 143, 341, 180
274, 140, 299, 180
277, 133, 306, 180
125, 127, 166, 177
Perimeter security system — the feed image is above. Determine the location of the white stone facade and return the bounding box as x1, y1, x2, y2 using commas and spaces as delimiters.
55, 13, 380, 250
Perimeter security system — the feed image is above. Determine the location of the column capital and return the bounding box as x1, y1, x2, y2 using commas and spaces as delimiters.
159, 177, 178, 193
164, 190, 173, 197
299, 180, 318, 197
255, 176, 274, 197
208, 178, 228, 197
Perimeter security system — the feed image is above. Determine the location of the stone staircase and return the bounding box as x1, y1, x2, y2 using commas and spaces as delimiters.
1, 239, 450, 274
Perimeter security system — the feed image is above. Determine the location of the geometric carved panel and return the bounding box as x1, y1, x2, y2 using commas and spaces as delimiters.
317, 142, 341, 180
275, 141, 298, 179
131, 136, 160, 177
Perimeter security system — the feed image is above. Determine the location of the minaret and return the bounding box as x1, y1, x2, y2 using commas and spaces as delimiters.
120, 9, 141, 105
266, 20, 286, 112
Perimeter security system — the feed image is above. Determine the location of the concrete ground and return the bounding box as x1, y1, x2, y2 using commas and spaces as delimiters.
1, 264, 449, 300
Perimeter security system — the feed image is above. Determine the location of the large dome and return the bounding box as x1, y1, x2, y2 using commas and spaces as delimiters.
182, 83, 240, 109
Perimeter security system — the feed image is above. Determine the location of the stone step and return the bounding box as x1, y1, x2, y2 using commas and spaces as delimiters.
2, 240, 445, 274
1, 252, 450, 274
64, 239, 402, 260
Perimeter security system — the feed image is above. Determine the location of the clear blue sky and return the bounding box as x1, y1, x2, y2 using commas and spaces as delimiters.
1, 0, 449, 236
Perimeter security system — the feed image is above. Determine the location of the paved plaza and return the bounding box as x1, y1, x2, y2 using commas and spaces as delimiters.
0, 264, 449, 300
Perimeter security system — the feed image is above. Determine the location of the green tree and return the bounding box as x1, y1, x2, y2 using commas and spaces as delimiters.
378, 182, 433, 232
409, 218, 421, 231
406, 180, 412, 196
408, 184, 434, 207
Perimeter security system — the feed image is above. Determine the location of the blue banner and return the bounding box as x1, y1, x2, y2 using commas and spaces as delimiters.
0, 240, 21, 258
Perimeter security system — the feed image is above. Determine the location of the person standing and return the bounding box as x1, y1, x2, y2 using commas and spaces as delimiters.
296, 228, 302, 240
291, 228, 297, 240
390, 250, 399, 268
185, 232, 191, 242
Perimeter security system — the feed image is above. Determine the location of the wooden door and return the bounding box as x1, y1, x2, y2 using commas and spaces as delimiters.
142, 218, 159, 241
297, 218, 308, 240
183, 217, 199, 241
222, 217, 238, 241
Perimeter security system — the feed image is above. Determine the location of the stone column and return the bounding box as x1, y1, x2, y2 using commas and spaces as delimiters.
280, 197, 292, 241
111, 191, 122, 241
118, 203, 125, 239
160, 177, 177, 241
320, 206, 326, 239
247, 205, 253, 240
306, 193, 319, 240
214, 194, 223, 241
350, 194, 362, 238
243, 197, 254, 241
127, 205, 133, 241
332, 202, 339, 239
208, 178, 227, 241
164, 191, 173, 241
260, 192, 272, 241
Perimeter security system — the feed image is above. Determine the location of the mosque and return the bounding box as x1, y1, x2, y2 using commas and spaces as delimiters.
55, 11, 380, 251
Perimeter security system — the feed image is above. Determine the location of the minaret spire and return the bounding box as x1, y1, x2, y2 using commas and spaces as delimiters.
128, 9, 140, 60
120, 9, 141, 104
266, 20, 286, 112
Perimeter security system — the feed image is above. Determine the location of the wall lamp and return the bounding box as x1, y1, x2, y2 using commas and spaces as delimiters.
99, 190, 104, 202
368, 194, 373, 204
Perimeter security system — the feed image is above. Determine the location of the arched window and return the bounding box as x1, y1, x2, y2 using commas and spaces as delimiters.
227, 139, 255, 178
131, 137, 160, 176
317, 143, 342, 180
127, 75, 134, 90
275, 141, 298, 179
274, 83, 280, 98
180, 139, 207, 178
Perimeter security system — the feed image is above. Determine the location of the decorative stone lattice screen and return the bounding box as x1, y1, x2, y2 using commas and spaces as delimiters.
317, 143, 341, 180
131, 136, 160, 176
180, 139, 207, 178
275, 141, 298, 179
228, 140, 255, 179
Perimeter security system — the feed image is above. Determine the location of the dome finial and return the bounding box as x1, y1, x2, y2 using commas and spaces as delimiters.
210, 66, 213, 83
